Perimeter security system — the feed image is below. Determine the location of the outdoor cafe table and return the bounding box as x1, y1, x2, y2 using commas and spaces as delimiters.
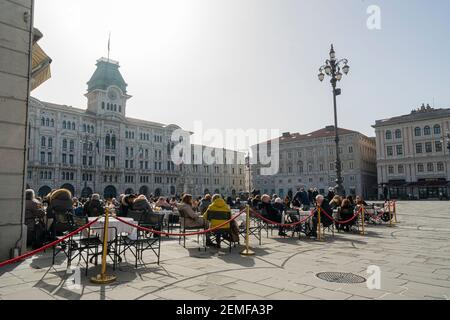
86, 216, 136, 241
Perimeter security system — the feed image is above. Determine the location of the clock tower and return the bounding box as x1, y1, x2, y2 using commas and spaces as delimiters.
85, 57, 131, 117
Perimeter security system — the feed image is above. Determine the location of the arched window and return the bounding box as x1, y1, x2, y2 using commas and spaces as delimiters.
111, 135, 116, 149
83, 124, 86, 132
62, 121, 66, 129
414, 127, 421, 136
69, 140, 74, 151
62, 139, 67, 150
45, 118, 49, 126
41, 136, 46, 147
119, 105, 122, 112
434, 124, 441, 135
48, 137, 53, 148
71, 122, 75, 130
107, 103, 110, 110
105, 134, 110, 148
102, 102, 105, 109
424, 126, 431, 135
41, 117, 45, 126
114, 104, 117, 111
385, 130, 392, 140
395, 129, 401, 139
50, 119, 54, 127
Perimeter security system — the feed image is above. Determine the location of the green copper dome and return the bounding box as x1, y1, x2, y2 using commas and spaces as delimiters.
87, 58, 127, 94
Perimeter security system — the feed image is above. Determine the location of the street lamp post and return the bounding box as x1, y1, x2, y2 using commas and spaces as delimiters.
245, 153, 251, 196
318, 44, 350, 196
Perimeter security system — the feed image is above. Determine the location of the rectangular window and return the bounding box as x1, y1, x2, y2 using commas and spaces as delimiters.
396, 145, 403, 156
398, 165, 404, 174
435, 141, 443, 152
387, 146, 393, 156
62, 153, 67, 164
388, 166, 394, 174
416, 143, 422, 154
427, 163, 434, 172
425, 142, 432, 153
417, 163, 424, 173
69, 154, 74, 164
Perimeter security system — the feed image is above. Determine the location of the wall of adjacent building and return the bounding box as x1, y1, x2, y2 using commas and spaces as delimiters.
250, 132, 378, 199
374, 114, 450, 198
0, 0, 33, 259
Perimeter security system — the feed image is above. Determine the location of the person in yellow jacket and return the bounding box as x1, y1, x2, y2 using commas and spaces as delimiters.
202, 194, 239, 248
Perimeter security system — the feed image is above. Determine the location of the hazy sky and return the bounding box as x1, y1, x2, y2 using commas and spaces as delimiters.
33, 0, 450, 147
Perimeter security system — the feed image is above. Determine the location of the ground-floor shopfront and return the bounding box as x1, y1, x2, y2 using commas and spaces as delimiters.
381, 179, 450, 200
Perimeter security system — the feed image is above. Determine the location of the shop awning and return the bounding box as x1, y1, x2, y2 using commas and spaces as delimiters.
31, 42, 52, 91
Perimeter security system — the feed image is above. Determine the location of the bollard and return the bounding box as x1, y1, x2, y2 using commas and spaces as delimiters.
388, 201, 393, 227
240, 205, 255, 256
317, 207, 323, 241
91, 206, 117, 284
361, 206, 365, 235
393, 201, 398, 223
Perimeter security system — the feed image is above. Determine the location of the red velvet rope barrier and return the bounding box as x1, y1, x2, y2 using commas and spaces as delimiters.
115, 209, 245, 237
364, 208, 385, 219
318, 207, 362, 225
249, 209, 314, 227
0, 217, 100, 268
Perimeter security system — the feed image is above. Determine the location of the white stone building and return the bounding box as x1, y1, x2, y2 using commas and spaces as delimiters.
373, 104, 450, 199
26, 57, 245, 199
250, 126, 377, 199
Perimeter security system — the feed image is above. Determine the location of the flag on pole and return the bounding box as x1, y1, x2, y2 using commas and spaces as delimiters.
107, 32, 111, 60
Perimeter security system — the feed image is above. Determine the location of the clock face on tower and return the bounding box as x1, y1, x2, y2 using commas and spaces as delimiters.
107, 88, 118, 100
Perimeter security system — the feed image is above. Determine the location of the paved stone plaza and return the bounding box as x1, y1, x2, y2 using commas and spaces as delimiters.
0, 201, 449, 300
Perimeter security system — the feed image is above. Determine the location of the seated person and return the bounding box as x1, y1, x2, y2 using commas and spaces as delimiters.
260, 194, 286, 236
273, 197, 286, 213
329, 195, 342, 210
72, 197, 84, 217
177, 194, 207, 229
198, 194, 212, 214
355, 196, 368, 207
83, 193, 104, 217
25, 189, 46, 246
337, 199, 355, 232
311, 195, 334, 237
154, 197, 173, 210
47, 188, 74, 237
251, 195, 262, 210
118, 194, 136, 217
132, 195, 154, 213
203, 194, 239, 247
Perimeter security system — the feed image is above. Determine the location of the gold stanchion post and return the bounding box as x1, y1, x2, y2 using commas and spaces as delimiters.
240, 205, 255, 256
393, 201, 398, 223
91, 206, 117, 284
360, 205, 365, 235
317, 207, 323, 241
388, 201, 393, 227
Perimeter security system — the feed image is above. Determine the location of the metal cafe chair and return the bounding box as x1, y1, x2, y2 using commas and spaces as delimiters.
178, 214, 206, 252
119, 211, 162, 268
205, 211, 236, 252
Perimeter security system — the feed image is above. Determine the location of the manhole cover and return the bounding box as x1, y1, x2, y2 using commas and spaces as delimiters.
316, 272, 366, 284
